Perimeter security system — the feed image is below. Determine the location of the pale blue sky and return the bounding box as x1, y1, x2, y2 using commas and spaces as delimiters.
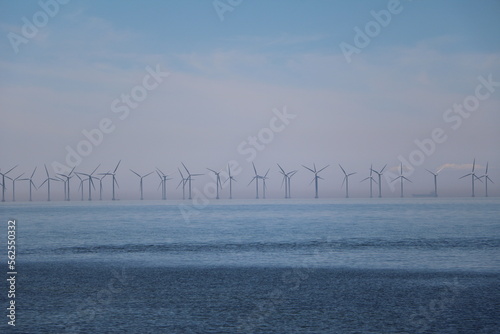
1, 0, 499, 199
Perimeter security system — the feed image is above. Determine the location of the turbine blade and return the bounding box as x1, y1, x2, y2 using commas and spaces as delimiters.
339, 164, 346, 175
31, 166, 37, 178
44, 164, 49, 177
91, 164, 101, 175
248, 176, 256, 186
302, 165, 315, 173
181, 162, 190, 174
130, 169, 141, 178
317, 165, 329, 173
277, 164, 285, 174
380, 164, 387, 173
113, 160, 121, 173
5, 165, 18, 175
252, 162, 258, 176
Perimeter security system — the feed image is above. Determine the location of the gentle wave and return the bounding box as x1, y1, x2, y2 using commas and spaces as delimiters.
28, 237, 500, 255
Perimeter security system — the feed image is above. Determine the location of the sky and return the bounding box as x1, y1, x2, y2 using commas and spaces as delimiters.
1, 0, 499, 200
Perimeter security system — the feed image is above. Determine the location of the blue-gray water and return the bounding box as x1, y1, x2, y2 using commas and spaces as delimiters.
2, 198, 499, 333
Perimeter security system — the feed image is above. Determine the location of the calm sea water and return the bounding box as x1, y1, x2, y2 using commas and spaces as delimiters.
2, 198, 499, 333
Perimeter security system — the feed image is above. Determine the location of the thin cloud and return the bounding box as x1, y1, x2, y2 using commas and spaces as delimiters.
437, 163, 482, 171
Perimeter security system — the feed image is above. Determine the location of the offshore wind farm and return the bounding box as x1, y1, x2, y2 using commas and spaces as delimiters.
0, 159, 497, 202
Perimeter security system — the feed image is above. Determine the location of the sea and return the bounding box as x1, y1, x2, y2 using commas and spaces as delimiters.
1, 197, 499, 333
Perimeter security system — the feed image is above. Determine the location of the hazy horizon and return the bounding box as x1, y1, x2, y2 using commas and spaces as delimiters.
1, 0, 499, 200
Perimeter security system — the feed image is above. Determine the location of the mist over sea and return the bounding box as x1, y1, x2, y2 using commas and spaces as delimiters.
2, 198, 499, 333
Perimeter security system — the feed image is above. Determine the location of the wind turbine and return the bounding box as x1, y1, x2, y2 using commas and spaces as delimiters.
57, 166, 75, 201
224, 164, 236, 199
156, 168, 172, 200
96, 175, 106, 200
391, 163, 412, 198
478, 162, 494, 197
425, 167, 444, 197
0, 165, 17, 202
371, 164, 387, 198
130, 169, 153, 200
20, 167, 37, 201
181, 163, 203, 200
177, 168, 188, 200
261, 169, 270, 199
302, 164, 329, 198
10, 173, 24, 202
459, 159, 482, 197
99, 160, 121, 201
75, 173, 85, 201
248, 163, 264, 199
39, 164, 59, 201
360, 164, 377, 198
207, 168, 223, 199
277, 164, 297, 199
287, 171, 297, 198
339, 164, 356, 198
76, 164, 100, 201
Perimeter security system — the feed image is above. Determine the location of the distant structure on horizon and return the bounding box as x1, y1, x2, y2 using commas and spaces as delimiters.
0, 159, 496, 202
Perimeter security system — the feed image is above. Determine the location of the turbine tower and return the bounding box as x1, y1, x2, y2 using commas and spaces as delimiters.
261, 169, 270, 199
371, 164, 387, 198
0, 165, 17, 202
391, 163, 412, 198
224, 164, 236, 199
360, 164, 377, 198
10, 173, 24, 202
57, 167, 75, 201
302, 164, 329, 198
99, 160, 121, 201
207, 168, 223, 199
177, 168, 188, 200
39, 164, 59, 201
75, 173, 85, 201
339, 164, 356, 198
76, 164, 100, 201
96, 175, 106, 200
248, 163, 265, 199
478, 162, 494, 197
459, 159, 482, 197
156, 168, 172, 200
130, 169, 153, 200
425, 167, 443, 197
20, 167, 37, 201
181, 163, 203, 200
